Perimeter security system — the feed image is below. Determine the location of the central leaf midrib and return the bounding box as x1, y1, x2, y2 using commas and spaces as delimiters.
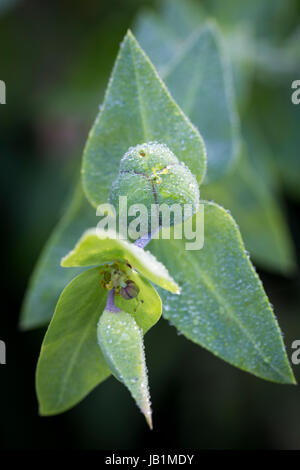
129, 41, 151, 141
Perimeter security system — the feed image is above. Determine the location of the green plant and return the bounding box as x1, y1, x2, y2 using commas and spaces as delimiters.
22, 8, 296, 428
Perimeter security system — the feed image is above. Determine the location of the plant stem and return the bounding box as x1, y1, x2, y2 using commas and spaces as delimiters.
106, 289, 121, 313
134, 229, 159, 249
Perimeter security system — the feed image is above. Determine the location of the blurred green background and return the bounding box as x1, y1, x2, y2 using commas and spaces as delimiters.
1, 0, 300, 450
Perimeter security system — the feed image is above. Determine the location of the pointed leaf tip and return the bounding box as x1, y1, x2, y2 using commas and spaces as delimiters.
98, 309, 152, 427
82, 30, 206, 208
150, 202, 296, 384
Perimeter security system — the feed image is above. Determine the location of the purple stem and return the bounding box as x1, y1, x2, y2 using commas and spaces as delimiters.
134, 230, 157, 249
106, 289, 121, 313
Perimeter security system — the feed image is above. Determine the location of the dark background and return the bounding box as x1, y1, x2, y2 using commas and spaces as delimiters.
1, 0, 300, 450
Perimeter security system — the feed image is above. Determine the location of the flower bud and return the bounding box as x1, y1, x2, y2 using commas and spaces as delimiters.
120, 280, 140, 300
109, 142, 200, 233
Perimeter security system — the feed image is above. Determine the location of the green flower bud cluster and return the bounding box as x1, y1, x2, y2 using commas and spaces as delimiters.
109, 142, 200, 232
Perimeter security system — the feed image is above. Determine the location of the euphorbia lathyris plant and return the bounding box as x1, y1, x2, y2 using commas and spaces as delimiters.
22, 31, 295, 427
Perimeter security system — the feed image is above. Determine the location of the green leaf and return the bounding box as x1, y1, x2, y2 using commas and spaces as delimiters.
206, 0, 295, 40
260, 89, 300, 201
82, 30, 206, 208
159, 0, 205, 40
242, 120, 280, 193
134, 10, 180, 73
20, 182, 97, 330
202, 154, 296, 275
149, 202, 295, 384
134, 0, 205, 71
135, 7, 239, 182
223, 27, 256, 111
62, 228, 180, 294
115, 270, 162, 333
36, 268, 110, 416
254, 28, 300, 81
162, 23, 239, 182
98, 309, 152, 428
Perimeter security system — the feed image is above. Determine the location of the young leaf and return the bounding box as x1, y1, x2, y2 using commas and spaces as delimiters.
82, 30, 206, 208
62, 228, 180, 294
149, 202, 295, 384
20, 182, 96, 330
115, 270, 162, 333
202, 154, 296, 275
36, 268, 110, 416
98, 309, 152, 428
